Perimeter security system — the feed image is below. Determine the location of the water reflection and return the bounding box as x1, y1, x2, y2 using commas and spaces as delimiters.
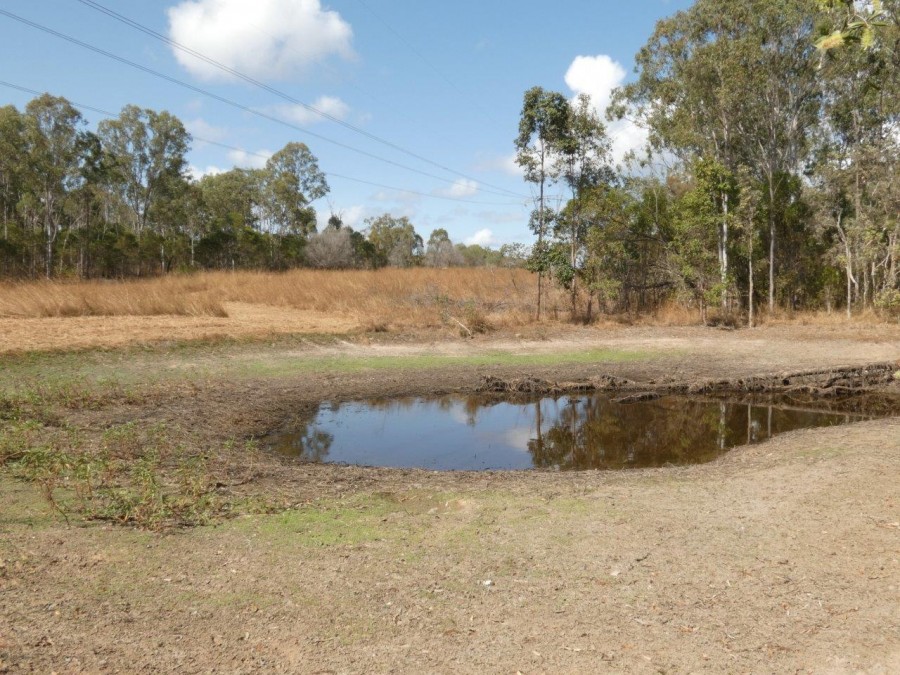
264, 394, 871, 472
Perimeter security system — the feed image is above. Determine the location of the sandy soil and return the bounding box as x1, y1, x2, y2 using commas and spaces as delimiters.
1, 325, 899, 673
0, 302, 358, 354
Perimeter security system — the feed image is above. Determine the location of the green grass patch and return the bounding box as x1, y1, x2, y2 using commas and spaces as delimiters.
233, 493, 410, 548
232, 348, 650, 378
0, 345, 653, 400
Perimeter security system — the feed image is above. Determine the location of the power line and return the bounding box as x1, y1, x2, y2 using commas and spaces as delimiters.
72, 0, 526, 200
0, 79, 527, 208
0, 8, 524, 201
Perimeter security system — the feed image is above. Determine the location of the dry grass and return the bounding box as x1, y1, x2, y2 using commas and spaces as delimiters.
0, 269, 559, 329
763, 306, 896, 326
212, 268, 550, 329
0, 277, 228, 318
2, 270, 894, 353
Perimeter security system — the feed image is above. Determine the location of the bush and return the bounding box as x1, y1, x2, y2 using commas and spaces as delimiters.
874, 288, 900, 318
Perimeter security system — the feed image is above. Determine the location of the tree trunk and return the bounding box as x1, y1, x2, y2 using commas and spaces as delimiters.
768, 171, 776, 313
536, 149, 545, 322
721, 191, 729, 311
748, 242, 754, 328
45, 234, 52, 279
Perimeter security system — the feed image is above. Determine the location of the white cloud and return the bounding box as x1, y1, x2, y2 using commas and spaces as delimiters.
465, 228, 498, 247
437, 179, 479, 199
608, 118, 650, 166
564, 54, 649, 165
272, 96, 351, 126
167, 0, 354, 81
188, 164, 226, 180
564, 55, 625, 116
474, 152, 522, 178
227, 148, 273, 169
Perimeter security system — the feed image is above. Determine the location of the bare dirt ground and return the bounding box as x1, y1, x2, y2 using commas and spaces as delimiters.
0, 302, 358, 354
1, 324, 899, 673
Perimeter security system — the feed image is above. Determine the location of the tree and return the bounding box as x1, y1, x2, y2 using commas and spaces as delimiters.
554, 94, 615, 313
616, 0, 821, 313
815, 5, 900, 314
365, 214, 423, 268
668, 161, 732, 322
21, 95, 87, 277
515, 87, 570, 318
424, 228, 462, 267
98, 106, 191, 239
97, 106, 191, 273
199, 169, 263, 230
734, 168, 763, 326
262, 142, 328, 236
0, 105, 25, 245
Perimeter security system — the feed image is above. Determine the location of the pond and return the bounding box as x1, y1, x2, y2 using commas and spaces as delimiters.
264, 393, 878, 471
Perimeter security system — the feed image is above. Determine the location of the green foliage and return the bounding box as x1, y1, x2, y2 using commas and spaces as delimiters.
815, 0, 891, 51
364, 214, 423, 268
874, 288, 900, 317
262, 142, 328, 236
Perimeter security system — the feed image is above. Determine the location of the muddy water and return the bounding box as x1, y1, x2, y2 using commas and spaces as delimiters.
265, 394, 875, 471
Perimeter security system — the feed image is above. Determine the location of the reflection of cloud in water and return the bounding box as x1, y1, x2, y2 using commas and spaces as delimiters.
447, 403, 472, 427
500, 427, 533, 451
440, 399, 533, 452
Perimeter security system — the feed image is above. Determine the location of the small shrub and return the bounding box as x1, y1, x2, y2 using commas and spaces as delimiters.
14, 445, 70, 523
874, 289, 900, 318
463, 301, 493, 335
0, 420, 43, 465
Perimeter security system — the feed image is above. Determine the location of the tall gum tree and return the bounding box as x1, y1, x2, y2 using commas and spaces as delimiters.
22, 95, 87, 278
614, 0, 821, 313
262, 142, 328, 237
515, 87, 570, 319
98, 105, 191, 272
815, 0, 900, 313
554, 94, 615, 315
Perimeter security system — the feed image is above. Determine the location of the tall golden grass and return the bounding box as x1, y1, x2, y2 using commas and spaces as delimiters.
1, 269, 891, 329
0, 276, 228, 319
0, 269, 563, 329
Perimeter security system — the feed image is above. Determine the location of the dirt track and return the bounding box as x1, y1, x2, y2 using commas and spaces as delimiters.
1, 324, 899, 673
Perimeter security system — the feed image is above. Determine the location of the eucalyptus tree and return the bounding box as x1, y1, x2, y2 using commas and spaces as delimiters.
515, 87, 570, 318
21, 95, 88, 277
615, 0, 822, 313
364, 214, 423, 268
98, 106, 191, 236
0, 105, 25, 246
425, 228, 462, 267
667, 160, 734, 322
815, 1, 900, 313
98, 105, 191, 273
196, 168, 265, 269
262, 142, 329, 237
554, 94, 615, 312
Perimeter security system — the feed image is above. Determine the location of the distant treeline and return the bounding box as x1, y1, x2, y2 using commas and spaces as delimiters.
0, 97, 523, 279
2, 0, 899, 322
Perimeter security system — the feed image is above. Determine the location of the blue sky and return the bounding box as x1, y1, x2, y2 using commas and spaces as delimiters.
0, 0, 691, 246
